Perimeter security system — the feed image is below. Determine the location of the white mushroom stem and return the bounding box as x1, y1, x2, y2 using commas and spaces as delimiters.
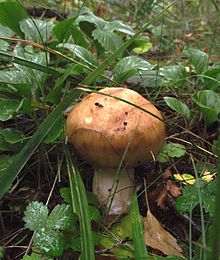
92, 168, 135, 215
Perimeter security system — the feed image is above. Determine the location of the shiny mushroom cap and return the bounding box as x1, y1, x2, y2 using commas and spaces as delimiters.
66, 87, 165, 169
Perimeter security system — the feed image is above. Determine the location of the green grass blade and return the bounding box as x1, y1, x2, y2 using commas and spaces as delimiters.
65, 147, 95, 260
0, 50, 59, 75
131, 192, 148, 258
0, 89, 81, 199
210, 132, 220, 260
0, 1, 175, 199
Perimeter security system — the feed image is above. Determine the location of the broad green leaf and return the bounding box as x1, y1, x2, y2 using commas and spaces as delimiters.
0, 128, 26, 144
130, 37, 152, 54
0, 156, 12, 175
0, 1, 28, 37
157, 142, 186, 163
113, 56, 154, 83
0, 0, 175, 202
0, 71, 30, 84
0, 135, 18, 152
192, 90, 220, 124
23, 201, 48, 231
53, 17, 87, 47
203, 67, 220, 90
22, 252, 44, 260
131, 192, 148, 258
35, 228, 64, 257
0, 23, 14, 37
183, 47, 208, 74
0, 99, 23, 121
20, 19, 54, 43
107, 20, 134, 35
164, 96, 191, 121
59, 43, 98, 67
0, 39, 9, 51
46, 204, 76, 230
159, 64, 186, 86
76, 6, 105, 28
92, 29, 123, 52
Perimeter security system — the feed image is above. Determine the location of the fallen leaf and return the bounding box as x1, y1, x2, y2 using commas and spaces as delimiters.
155, 186, 167, 208
167, 180, 182, 197
143, 210, 184, 257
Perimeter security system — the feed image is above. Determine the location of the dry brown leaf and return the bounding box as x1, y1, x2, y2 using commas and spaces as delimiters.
167, 180, 182, 198
143, 210, 184, 258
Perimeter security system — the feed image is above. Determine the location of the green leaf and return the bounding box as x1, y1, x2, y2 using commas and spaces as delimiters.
164, 96, 191, 121
203, 67, 220, 90
35, 228, 64, 257
23, 201, 48, 231
0, 0, 175, 201
131, 192, 148, 258
20, 18, 54, 43
183, 47, 208, 74
0, 39, 9, 51
107, 20, 134, 35
176, 179, 216, 216
0, 99, 23, 121
0, 71, 30, 84
53, 17, 87, 47
0, 23, 14, 37
192, 90, 220, 124
157, 142, 186, 163
88, 205, 101, 223
43, 119, 64, 144
113, 56, 154, 83
159, 64, 186, 86
46, 204, 76, 230
59, 43, 98, 67
130, 37, 152, 54
0, 128, 26, 144
92, 29, 123, 52
0, 1, 28, 37
76, 7, 105, 28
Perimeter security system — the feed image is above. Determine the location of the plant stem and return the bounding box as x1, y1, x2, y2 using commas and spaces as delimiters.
93, 168, 135, 215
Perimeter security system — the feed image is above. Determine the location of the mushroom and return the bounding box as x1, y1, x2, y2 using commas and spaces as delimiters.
66, 87, 165, 215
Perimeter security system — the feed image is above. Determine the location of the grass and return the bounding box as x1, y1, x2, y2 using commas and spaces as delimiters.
0, 0, 219, 259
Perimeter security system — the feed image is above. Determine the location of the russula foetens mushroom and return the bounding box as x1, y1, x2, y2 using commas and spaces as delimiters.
66, 87, 165, 215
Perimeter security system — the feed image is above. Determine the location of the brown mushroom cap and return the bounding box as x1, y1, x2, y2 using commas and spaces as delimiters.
66, 87, 165, 169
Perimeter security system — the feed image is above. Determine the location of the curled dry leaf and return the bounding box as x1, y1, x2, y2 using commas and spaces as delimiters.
143, 210, 184, 258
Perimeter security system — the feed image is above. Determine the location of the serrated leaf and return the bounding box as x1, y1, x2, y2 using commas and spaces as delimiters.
76, 6, 105, 28
113, 56, 154, 83
23, 201, 48, 231
35, 228, 64, 257
20, 19, 54, 43
46, 204, 76, 230
0, 1, 28, 37
59, 43, 98, 67
192, 90, 220, 124
92, 29, 123, 52
183, 47, 208, 74
164, 96, 191, 122
156, 143, 186, 163
0, 99, 23, 121
107, 20, 134, 35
